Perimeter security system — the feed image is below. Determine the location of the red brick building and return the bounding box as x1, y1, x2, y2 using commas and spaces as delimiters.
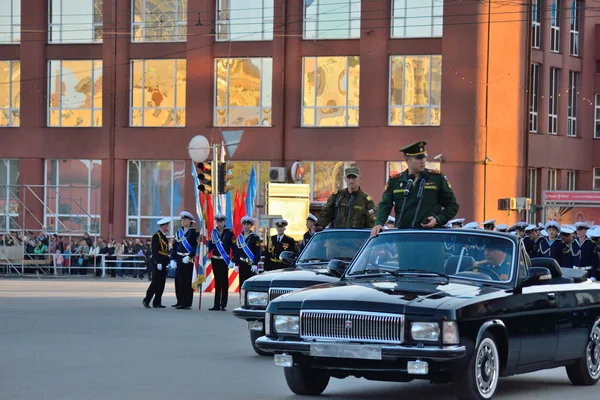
0, 0, 599, 240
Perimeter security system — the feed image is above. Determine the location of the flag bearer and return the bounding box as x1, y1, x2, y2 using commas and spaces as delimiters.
208, 214, 234, 311
170, 211, 198, 310
142, 217, 171, 309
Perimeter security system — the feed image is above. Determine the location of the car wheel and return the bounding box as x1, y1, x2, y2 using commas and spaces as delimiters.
249, 329, 270, 356
566, 325, 600, 386
453, 332, 500, 400
284, 364, 330, 396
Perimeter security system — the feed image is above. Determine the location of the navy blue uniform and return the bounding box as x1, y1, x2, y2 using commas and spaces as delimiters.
266, 234, 298, 271
233, 231, 261, 289
208, 228, 234, 309
555, 240, 574, 268
143, 230, 170, 307
572, 238, 598, 279
170, 227, 198, 308
537, 237, 563, 262
300, 231, 315, 252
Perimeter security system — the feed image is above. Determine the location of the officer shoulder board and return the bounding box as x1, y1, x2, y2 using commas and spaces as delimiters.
427, 169, 441, 175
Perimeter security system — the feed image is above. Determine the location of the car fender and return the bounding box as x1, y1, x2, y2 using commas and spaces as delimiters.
475, 319, 506, 347
475, 319, 513, 375
590, 317, 600, 337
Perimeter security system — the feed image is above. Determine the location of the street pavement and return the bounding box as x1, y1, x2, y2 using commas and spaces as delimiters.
1, 278, 599, 400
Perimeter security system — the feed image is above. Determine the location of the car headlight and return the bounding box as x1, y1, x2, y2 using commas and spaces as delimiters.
240, 289, 246, 307
247, 291, 268, 307
443, 321, 459, 345
411, 322, 440, 341
273, 315, 300, 334
265, 312, 271, 335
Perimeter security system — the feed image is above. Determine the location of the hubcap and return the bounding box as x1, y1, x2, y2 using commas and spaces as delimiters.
587, 329, 600, 379
476, 339, 498, 398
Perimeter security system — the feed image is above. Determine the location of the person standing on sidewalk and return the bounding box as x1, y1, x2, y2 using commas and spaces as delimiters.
208, 214, 234, 311
143, 218, 171, 309
169, 212, 198, 310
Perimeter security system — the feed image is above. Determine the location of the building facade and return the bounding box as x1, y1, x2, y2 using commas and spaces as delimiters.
0, 0, 599, 240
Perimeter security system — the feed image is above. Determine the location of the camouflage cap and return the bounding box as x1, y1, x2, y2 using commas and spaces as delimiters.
344, 166, 361, 177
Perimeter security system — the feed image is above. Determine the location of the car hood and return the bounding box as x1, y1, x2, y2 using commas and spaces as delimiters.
242, 265, 339, 289
270, 278, 502, 316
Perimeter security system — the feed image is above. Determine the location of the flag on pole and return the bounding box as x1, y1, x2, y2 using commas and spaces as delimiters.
191, 163, 206, 291
246, 164, 257, 217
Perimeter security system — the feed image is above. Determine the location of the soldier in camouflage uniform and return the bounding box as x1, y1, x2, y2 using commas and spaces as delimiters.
372, 141, 459, 236
317, 166, 376, 229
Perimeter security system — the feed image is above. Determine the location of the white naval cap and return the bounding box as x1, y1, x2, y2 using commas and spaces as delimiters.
180, 211, 195, 222
524, 225, 537, 232
306, 213, 318, 223
482, 219, 496, 226
448, 218, 465, 226
386, 216, 396, 223
575, 222, 591, 230
545, 221, 560, 231
589, 227, 600, 238
509, 222, 528, 231
241, 216, 254, 225
560, 227, 575, 235
157, 217, 171, 226
538, 222, 545, 229
274, 219, 288, 227
495, 224, 508, 231
214, 213, 227, 220
463, 222, 480, 230
541, 229, 549, 237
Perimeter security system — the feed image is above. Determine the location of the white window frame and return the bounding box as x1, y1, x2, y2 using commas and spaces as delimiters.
301, 56, 359, 127
48, 0, 103, 44
0, 159, 19, 232
531, 0, 541, 49
548, 169, 557, 190
527, 168, 537, 224
567, 70, 578, 137
216, 0, 274, 41
303, 0, 361, 40
391, 0, 443, 38
550, 0, 560, 53
0, 0, 20, 44
131, 0, 187, 43
529, 63, 540, 133
548, 67, 559, 135
43, 159, 102, 235
301, 161, 355, 204
0, 60, 20, 127
47, 60, 103, 128
594, 167, 600, 190
569, 0, 580, 56
126, 160, 186, 238
595, 94, 600, 139
567, 170, 576, 191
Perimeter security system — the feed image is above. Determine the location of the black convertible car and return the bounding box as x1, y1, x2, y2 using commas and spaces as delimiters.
257, 229, 600, 400
233, 229, 370, 355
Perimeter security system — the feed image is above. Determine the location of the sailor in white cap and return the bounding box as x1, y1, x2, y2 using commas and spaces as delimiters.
523, 225, 541, 259
142, 217, 171, 309
508, 222, 528, 239
495, 224, 508, 233
556, 227, 575, 268
572, 222, 597, 280
482, 219, 496, 231
462, 222, 481, 230
234, 216, 261, 288
266, 219, 297, 272
538, 221, 561, 261
448, 218, 465, 228
169, 211, 198, 309
208, 214, 234, 311
301, 214, 318, 251
385, 216, 396, 230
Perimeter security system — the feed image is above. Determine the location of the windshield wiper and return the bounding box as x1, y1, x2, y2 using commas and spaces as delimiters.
395, 269, 449, 280
298, 258, 330, 263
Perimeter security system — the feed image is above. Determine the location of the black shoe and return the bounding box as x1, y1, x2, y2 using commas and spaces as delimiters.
153, 305, 166, 308
171, 304, 180, 308
221, 307, 227, 311
176, 305, 191, 310
209, 307, 220, 311
142, 300, 151, 309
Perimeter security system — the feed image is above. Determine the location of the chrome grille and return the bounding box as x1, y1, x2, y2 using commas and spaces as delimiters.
268, 288, 296, 302
300, 310, 404, 344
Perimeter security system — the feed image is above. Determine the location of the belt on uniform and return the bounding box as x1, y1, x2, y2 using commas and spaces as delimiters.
573, 266, 592, 270
270, 258, 282, 263
158, 251, 169, 256
212, 255, 224, 260
240, 257, 253, 264
177, 252, 190, 256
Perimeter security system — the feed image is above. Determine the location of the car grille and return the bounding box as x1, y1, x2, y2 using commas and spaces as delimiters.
300, 310, 404, 344
268, 288, 296, 302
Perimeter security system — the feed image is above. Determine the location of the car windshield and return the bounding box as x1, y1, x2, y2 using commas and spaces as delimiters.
297, 230, 370, 265
347, 231, 516, 283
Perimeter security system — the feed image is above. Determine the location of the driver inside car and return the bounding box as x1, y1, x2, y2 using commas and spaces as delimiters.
471, 241, 512, 280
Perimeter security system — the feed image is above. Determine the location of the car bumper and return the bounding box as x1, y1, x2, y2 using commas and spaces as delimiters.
232, 307, 266, 321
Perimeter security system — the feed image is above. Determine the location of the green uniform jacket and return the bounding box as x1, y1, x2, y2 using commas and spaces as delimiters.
375, 169, 459, 228
317, 188, 376, 229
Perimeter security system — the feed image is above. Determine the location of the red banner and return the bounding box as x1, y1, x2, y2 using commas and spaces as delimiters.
543, 191, 600, 203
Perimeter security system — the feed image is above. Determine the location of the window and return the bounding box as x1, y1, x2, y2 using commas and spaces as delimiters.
127, 160, 186, 237
216, 0, 274, 41
49, 0, 103, 43
386, 161, 441, 183
304, 0, 360, 40
550, 0, 560, 53
132, 0, 187, 42
595, 94, 600, 139
0, 61, 20, 127
48, 60, 103, 127
0, 0, 20, 44
392, 0, 443, 38
44, 160, 102, 234
296, 161, 355, 203
548, 169, 557, 190
529, 63, 540, 133
567, 71, 578, 137
567, 170, 576, 191
569, 0, 580, 56
389, 55, 441, 126
302, 56, 360, 127
0, 159, 19, 232
531, 0, 541, 49
214, 58, 272, 127
594, 168, 600, 190
548, 67, 560, 134
130, 59, 186, 127
527, 168, 537, 224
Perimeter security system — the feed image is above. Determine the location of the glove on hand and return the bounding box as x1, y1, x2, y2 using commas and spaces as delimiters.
157, 264, 163, 271
182, 256, 191, 264
251, 265, 258, 273
228, 262, 235, 269
169, 260, 177, 269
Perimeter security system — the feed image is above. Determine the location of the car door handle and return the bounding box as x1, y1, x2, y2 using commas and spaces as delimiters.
548, 293, 556, 301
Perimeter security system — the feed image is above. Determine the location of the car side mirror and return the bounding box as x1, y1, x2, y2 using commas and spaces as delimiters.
327, 259, 347, 278
279, 251, 296, 266
522, 266, 552, 288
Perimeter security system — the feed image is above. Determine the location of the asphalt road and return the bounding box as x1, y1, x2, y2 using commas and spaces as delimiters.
1, 279, 599, 400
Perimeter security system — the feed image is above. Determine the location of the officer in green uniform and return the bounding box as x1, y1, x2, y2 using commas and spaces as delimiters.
317, 166, 376, 229
372, 141, 459, 236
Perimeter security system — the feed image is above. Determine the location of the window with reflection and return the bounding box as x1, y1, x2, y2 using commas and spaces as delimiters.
302, 56, 360, 127
48, 60, 103, 127
127, 160, 186, 237
45, 160, 102, 234
130, 59, 186, 127
224, 161, 270, 211
132, 0, 187, 42
215, 58, 272, 127
392, 0, 443, 38
0, 0, 21, 44
216, 0, 274, 41
0, 159, 19, 232
49, 0, 103, 43
389, 55, 441, 126
386, 161, 441, 182
304, 0, 360, 39
0, 61, 20, 127
296, 161, 355, 202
